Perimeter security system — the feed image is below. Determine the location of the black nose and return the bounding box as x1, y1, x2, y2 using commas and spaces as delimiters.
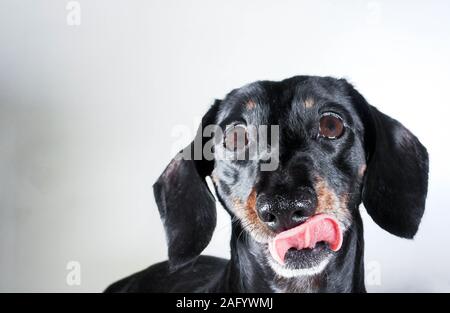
256, 187, 317, 233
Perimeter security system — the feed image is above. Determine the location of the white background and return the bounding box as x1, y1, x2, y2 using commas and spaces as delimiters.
1, 0, 449, 292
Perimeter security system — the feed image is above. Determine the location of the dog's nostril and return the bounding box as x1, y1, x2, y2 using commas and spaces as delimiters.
261, 212, 276, 223
292, 210, 306, 222
267, 213, 276, 223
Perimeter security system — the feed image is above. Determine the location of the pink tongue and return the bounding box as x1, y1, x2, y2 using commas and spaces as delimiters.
268, 214, 343, 265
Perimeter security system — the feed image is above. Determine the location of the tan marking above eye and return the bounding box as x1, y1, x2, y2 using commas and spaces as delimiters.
304, 97, 315, 108
246, 100, 256, 110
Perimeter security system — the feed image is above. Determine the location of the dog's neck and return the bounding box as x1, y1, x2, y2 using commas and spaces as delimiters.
222, 212, 366, 293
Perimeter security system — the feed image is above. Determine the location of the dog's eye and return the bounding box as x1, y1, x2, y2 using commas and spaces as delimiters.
224, 124, 249, 151
319, 113, 344, 139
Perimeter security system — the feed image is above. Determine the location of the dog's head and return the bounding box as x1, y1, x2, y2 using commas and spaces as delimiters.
154, 76, 428, 277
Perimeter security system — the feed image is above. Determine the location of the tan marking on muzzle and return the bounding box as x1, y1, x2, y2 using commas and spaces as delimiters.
314, 178, 351, 229
242, 188, 262, 229
233, 188, 274, 242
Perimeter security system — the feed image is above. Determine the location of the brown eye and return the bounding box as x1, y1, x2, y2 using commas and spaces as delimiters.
319, 113, 344, 139
224, 124, 249, 151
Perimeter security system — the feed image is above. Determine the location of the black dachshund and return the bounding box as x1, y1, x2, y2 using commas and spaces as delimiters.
106, 76, 428, 293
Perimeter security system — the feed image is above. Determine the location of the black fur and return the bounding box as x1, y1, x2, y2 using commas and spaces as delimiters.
106, 76, 428, 293
153, 100, 221, 270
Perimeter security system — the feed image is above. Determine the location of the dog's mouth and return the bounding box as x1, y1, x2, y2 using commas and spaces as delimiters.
267, 214, 343, 273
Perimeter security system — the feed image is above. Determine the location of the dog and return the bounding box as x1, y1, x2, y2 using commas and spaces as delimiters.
106, 76, 428, 293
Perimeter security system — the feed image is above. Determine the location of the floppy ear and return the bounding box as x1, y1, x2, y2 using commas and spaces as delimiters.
153, 101, 220, 270
349, 87, 429, 239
